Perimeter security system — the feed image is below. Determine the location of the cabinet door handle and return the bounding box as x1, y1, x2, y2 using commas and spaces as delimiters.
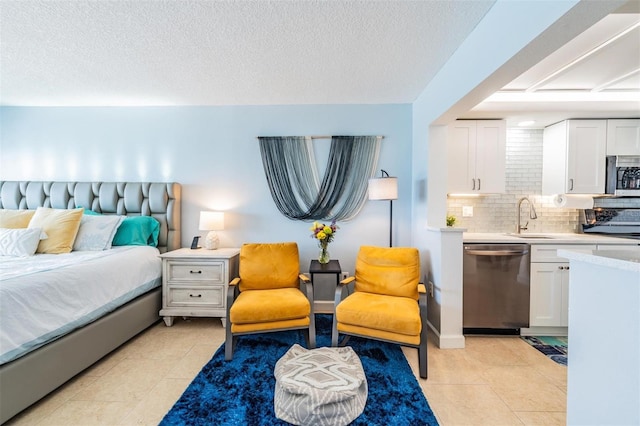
190, 270, 202, 274
477, 178, 481, 191
569, 179, 574, 191
472, 178, 476, 190
558, 266, 564, 270
189, 293, 202, 298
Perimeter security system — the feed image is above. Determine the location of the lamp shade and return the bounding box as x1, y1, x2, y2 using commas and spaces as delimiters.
199, 211, 225, 231
368, 177, 398, 200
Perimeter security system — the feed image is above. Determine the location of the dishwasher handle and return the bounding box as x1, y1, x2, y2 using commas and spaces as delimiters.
465, 249, 529, 256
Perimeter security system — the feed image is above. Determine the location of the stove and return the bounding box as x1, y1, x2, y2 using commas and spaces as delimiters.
582, 208, 640, 239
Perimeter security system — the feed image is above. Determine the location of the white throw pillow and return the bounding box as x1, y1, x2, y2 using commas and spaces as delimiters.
73, 215, 124, 251
0, 227, 47, 256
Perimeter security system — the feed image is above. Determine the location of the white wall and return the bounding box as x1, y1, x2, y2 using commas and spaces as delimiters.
0, 104, 411, 280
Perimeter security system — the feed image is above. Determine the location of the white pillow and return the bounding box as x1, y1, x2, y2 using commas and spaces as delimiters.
0, 227, 47, 257
73, 215, 124, 251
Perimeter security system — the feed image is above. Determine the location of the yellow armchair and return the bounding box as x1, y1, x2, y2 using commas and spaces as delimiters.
331, 245, 428, 378
225, 242, 316, 360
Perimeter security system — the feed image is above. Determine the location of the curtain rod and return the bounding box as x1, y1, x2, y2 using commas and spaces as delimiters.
256, 135, 384, 140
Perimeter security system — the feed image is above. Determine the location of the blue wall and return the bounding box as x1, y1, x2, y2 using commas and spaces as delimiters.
0, 104, 412, 276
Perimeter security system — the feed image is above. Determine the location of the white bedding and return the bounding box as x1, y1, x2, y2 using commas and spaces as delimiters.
0, 246, 162, 365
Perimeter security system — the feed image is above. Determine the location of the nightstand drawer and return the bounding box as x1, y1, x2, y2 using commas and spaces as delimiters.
168, 262, 225, 283
167, 287, 224, 307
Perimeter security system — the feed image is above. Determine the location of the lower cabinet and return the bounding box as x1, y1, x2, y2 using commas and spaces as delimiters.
529, 244, 596, 328
530, 262, 570, 327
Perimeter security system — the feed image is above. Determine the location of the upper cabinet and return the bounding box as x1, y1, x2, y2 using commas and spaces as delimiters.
447, 120, 506, 194
606, 119, 640, 155
542, 120, 607, 195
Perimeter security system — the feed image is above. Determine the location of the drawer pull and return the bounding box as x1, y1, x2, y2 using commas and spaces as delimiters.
190, 270, 202, 274
189, 294, 202, 298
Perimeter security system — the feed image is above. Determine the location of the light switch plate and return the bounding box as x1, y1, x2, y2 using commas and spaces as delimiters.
462, 206, 473, 217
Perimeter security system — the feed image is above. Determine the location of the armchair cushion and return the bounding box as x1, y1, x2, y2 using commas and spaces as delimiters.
336, 292, 421, 337
238, 242, 300, 291
354, 246, 420, 299
337, 323, 420, 346
230, 288, 310, 324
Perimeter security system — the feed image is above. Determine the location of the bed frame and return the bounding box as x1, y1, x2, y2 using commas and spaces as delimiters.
0, 181, 181, 423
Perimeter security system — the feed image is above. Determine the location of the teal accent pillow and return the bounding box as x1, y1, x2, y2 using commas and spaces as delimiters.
112, 216, 160, 247
77, 208, 160, 247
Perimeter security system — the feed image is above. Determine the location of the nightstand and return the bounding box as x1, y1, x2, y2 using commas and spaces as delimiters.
159, 247, 240, 327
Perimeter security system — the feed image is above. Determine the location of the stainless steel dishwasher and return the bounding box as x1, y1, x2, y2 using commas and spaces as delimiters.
463, 243, 530, 334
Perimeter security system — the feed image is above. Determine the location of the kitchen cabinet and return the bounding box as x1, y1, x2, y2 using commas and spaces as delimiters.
447, 120, 506, 194
606, 119, 640, 155
529, 244, 596, 327
542, 120, 607, 195
530, 262, 570, 327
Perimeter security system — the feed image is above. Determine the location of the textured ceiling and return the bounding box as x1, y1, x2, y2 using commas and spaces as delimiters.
0, 0, 495, 106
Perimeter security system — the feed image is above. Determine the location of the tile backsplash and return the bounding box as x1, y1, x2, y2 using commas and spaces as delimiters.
446, 128, 639, 233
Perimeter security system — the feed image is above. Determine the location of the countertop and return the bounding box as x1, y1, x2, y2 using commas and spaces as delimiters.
463, 232, 640, 245
558, 248, 640, 273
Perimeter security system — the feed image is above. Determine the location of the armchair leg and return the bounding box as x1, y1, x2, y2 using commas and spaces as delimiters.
225, 285, 237, 361
225, 318, 234, 361
418, 292, 428, 379
308, 319, 316, 349
331, 316, 339, 347
418, 341, 428, 379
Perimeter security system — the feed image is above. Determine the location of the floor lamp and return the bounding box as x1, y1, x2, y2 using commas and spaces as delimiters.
368, 169, 398, 247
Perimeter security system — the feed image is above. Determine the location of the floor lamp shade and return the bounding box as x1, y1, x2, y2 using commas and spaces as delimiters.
368, 177, 398, 200
199, 211, 225, 250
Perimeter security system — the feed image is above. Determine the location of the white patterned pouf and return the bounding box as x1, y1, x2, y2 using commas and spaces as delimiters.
274, 344, 368, 426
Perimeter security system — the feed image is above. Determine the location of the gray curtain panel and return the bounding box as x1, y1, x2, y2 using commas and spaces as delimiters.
258, 136, 380, 221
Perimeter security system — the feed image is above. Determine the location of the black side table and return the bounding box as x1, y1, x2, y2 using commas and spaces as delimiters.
309, 260, 342, 314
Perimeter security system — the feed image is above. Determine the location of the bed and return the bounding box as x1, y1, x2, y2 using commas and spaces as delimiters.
0, 181, 181, 424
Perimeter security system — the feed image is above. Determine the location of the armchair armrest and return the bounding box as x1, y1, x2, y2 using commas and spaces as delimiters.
418, 283, 426, 294
229, 277, 240, 286
340, 276, 355, 285
299, 274, 311, 283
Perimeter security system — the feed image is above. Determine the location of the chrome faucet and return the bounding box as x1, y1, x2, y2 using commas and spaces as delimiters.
516, 197, 537, 234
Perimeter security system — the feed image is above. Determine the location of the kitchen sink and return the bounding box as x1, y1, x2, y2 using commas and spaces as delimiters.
505, 233, 555, 239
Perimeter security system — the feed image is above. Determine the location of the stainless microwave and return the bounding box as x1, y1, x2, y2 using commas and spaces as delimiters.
606, 156, 640, 196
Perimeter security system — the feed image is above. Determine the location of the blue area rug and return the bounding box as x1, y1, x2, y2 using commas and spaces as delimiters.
521, 336, 568, 366
161, 314, 438, 425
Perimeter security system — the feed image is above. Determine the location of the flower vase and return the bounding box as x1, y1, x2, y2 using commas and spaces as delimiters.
318, 244, 330, 264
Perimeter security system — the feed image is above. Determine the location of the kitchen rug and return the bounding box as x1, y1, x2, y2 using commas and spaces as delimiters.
160, 314, 438, 426
521, 336, 568, 366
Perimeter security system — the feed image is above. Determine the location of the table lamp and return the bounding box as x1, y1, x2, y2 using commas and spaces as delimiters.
199, 211, 224, 250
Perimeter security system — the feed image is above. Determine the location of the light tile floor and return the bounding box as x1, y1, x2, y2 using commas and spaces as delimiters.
6, 318, 567, 425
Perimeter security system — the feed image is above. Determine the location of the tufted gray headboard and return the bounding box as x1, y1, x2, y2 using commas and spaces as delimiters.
0, 181, 181, 253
